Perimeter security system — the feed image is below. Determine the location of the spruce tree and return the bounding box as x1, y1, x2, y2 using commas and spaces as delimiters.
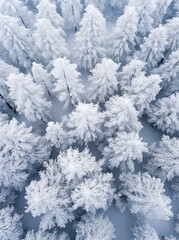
88, 58, 119, 103
75, 5, 107, 70
51, 57, 84, 108
7, 72, 52, 122
33, 18, 69, 64
60, 0, 83, 31
0, 14, 34, 69
109, 6, 139, 63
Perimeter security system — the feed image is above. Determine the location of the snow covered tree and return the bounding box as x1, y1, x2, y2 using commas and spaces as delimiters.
0, 188, 16, 209
31, 62, 54, 96
118, 172, 173, 220
163, 236, 178, 240
25, 159, 74, 230
60, 0, 83, 31
45, 121, 68, 149
152, 0, 172, 27
110, 0, 129, 9
137, 25, 168, 70
148, 92, 179, 134
0, 0, 34, 28
133, 224, 160, 240
0, 42, 12, 64
0, 14, 34, 69
25, 147, 106, 230
84, 0, 106, 11
109, 6, 139, 63
0, 113, 8, 127
128, 0, 155, 35
88, 58, 119, 103
0, 206, 23, 240
36, 0, 67, 62
118, 59, 146, 92
76, 213, 116, 240
75, 5, 107, 70
51, 57, 84, 108
174, 0, 179, 15
33, 18, 69, 64
0, 118, 50, 191
125, 74, 162, 116
103, 132, 148, 171
72, 173, 114, 212
147, 135, 179, 181
104, 95, 142, 137
58, 147, 102, 184
0, 60, 19, 111
24, 229, 69, 240
153, 49, 179, 91
37, 0, 64, 29
7, 72, 52, 122
165, 17, 179, 52
65, 102, 104, 145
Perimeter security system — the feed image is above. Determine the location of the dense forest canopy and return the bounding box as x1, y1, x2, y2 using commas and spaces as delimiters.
0, 0, 178, 239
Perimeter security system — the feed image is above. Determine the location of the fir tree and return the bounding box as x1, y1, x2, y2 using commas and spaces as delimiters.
7, 72, 52, 122
65, 102, 104, 145
163, 236, 177, 240
72, 173, 115, 212
118, 59, 146, 92
37, 0, 64, 29
58, 147, 102, 185
137, 25, 168, 70
0, 14, 34, 69
51, 57, 84, 108
109, 6, 139, 63
129, 0, 156, 35
104, 95, 142, 137
0, 0, 34, 28
0, 187, 16, 209
0, 118, 50, 191
118, 172, 173, 220
31, 62, 54, 96
76, 214, 116, 240
165, 17, 179, 52
103, 132, 148, 171
75, 5, 107, 70
148, 92, 179, 134
25, 159, 74, 230
133, 224, 160, 240
88, 58, 119, 103
153, 49, 179, 91
33, 18, 69, 64
125, 74, 162, 116
0, 206, 23, 240
60, 0, 83, 31
0, 60, 19, 111
174, 0, 179, 15
146, 135, 179, 181
152, 0, 172, 27
45, 121, 68, 149
24, 230, 69, 240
